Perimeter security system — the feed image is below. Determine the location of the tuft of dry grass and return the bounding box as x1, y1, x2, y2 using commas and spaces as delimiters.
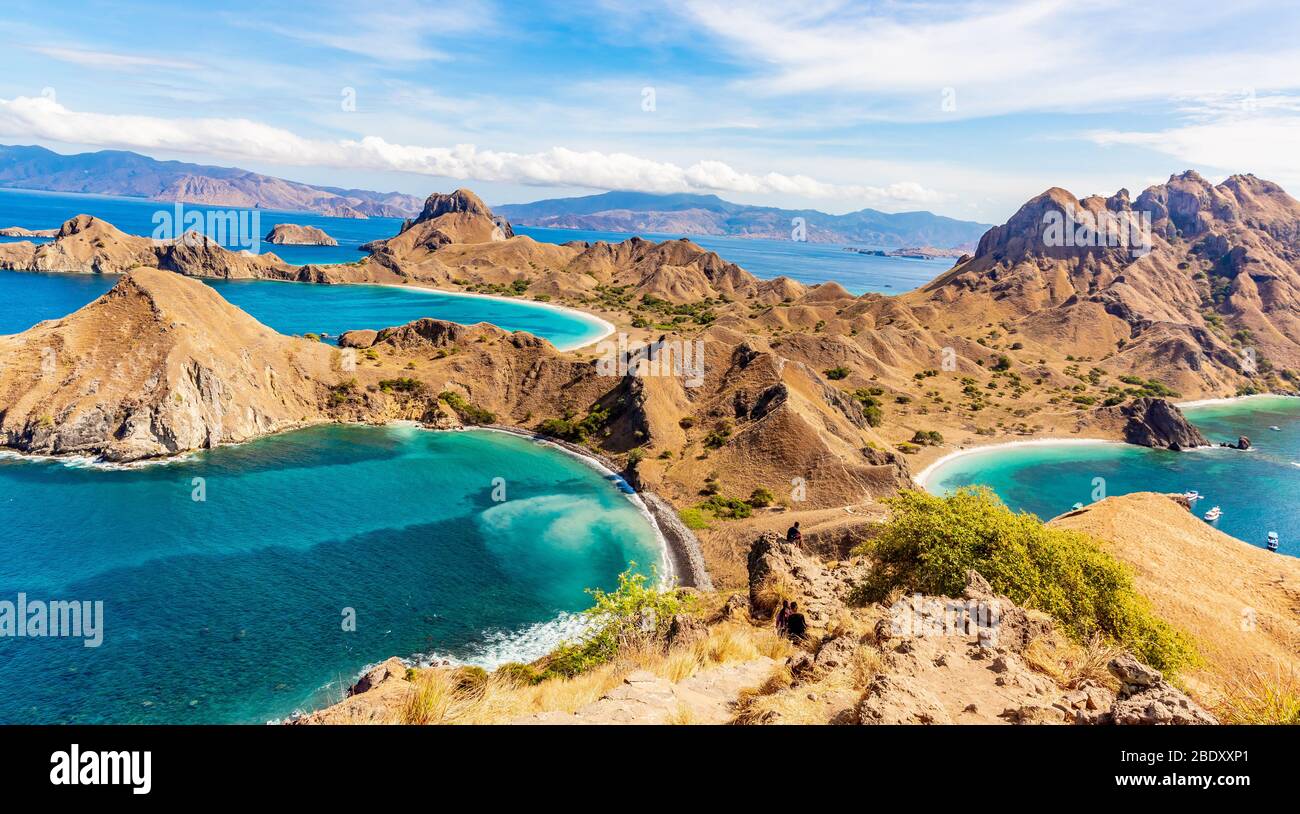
1215, 663, 1300, 725
1022, 633, 1121, 691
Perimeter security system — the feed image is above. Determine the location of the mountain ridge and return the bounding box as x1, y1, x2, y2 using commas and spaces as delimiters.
0, 144, 424, 219
496, 190, 992, 248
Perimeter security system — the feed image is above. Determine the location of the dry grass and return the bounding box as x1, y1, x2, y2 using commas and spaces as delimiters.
732, 640, 883, 725
396, 618, 789, 724
1022, 633, 1121, 691
1215, 662, 1300, 725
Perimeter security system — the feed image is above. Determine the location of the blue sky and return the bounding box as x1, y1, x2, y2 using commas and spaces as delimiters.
2, 0, 1299, 222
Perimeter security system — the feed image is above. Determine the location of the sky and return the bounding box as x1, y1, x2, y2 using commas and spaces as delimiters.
2, 0, 1300, 223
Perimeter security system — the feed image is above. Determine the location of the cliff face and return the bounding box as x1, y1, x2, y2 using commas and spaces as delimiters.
0, 268, 335, 461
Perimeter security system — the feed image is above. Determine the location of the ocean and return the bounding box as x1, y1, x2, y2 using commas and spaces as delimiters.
0, 426, 662, 723
924, 396, 1300, 557
0, 187, 954, 295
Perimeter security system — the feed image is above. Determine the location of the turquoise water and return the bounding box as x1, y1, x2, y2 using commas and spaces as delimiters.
0, 270, 610, 351
0, 426, 662, 724
0, 188, 950, 294
925, 396, 1300, 556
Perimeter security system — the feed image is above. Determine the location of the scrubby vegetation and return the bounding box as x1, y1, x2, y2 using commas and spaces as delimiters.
438, 391, 496, 424
537, 405, 611, 443
536, 567, 693, 680
851, 487, 1196, 672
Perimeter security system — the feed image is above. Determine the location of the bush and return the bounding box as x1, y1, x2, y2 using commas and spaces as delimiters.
749, 487, 776, 508
851, 487, 1196, 672
543, 567, 694, 679
378, 377, 424, 394
910, 429, 943, 446
824, 366, 851, 381
697, 495, 753, 520
439, 391, 496, 424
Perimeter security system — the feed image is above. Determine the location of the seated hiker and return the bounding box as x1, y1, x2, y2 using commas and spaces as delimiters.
786, 521, 802, 544
774, 599, 791, 634
784, 601, 808, 642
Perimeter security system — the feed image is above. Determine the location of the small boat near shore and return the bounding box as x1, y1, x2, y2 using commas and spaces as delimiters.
1268, 532, 1280, 552
1183, 490, 1201, 501
1204, 506, 1223, 522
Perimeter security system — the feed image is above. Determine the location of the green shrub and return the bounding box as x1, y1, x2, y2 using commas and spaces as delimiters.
851, 487, 1196, 672
678, 508, 712, 530
543, 567, 694, 679
494, 662, 541, 686
438, 391, 496, 424
697, 495, 753, 520
824, 366, 851, 381
378, 377, 425, 394
749, 487, 776, 508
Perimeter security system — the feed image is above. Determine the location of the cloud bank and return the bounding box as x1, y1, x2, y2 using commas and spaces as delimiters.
0, 95, 946, 207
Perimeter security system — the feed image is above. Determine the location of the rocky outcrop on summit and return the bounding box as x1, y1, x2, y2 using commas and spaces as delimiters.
1100, 397, 1209, 450
264, 224, 337, 246
904, 172, 1300, 398
0, 268, 334, 461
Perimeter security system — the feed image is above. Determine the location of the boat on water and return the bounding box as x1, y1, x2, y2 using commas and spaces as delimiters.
1204, 506, 1223, 521
1269, 425, 1281, 431
1268, 532, 1280, 552
1183, 490, 1201, 501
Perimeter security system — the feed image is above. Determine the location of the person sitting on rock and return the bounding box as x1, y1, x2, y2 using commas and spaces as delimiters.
786, 521, 802, 544
774, 599, 791, 634
784, 601, 808, 642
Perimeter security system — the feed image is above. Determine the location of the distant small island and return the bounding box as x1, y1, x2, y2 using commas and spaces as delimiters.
265, 224, 338, 246
843, 245, 969, 260
0, 226, 58, 238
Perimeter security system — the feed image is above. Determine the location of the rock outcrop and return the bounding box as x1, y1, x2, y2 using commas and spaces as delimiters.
1110, 397, 1209, 450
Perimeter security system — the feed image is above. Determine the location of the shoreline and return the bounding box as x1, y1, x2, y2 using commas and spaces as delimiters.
372, 282, 617, 352
913, 437, 1120, 491
1177, 393, 1300, 409
474, 424, 712, 590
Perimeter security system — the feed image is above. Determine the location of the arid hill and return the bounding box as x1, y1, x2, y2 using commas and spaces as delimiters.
1050, 493, 1300, 706
0, 268, 336, 461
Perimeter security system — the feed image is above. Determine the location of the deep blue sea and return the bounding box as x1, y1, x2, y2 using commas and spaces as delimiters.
925, 396, 1300, 557
0, 187, 953, 295
0, 426, 661, 723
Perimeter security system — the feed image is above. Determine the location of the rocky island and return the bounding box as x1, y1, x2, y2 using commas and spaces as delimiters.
264, 223, 338, 246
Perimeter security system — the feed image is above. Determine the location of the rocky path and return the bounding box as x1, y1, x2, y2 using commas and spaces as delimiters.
511, 658, 777, 725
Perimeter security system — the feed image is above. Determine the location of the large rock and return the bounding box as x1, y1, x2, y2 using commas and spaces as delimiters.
1113, 397, 1209, 450
265, 223, 338, 246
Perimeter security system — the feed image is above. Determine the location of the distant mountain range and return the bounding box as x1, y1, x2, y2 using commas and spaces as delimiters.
0, 145, 424, 219
496, 191, 992, 249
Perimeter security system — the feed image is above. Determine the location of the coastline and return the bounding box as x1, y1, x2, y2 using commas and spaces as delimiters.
373, 282, 617, 352
473, 424, 712, 590
913, 437, 1119, 491
1177, 393, 1300, 409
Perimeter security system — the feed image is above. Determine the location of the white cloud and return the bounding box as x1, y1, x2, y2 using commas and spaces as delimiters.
0, 95, 948, 207
674, 0, 1300, 120
1086, 107, 1300, 190
27, 46, 200, 71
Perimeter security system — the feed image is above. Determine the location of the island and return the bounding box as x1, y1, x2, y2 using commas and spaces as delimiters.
264, 223, 338, 246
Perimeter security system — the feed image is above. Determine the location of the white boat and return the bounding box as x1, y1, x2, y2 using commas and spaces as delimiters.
1269, 425, 1281, 431
1267, 532, 1280, 552
1204, 506, 1222, 521
1183, 490, 1201, 501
